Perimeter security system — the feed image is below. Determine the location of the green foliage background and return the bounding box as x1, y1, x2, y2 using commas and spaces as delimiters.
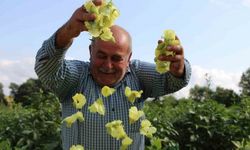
0, 80, 62, 150
0, 67, 250, 149
144, 96, 250, 150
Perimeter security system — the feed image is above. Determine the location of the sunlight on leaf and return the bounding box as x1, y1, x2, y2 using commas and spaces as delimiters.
84, 0, 120, 42
140, 119, 157, 138
70, 145, 84, 150
62, 115, 77, 128
120, 136, 133, 150
105, 120, 127, 140
129, 106, 144, 124
101, 86, 115, 97
154, 29, 180, 74
125, 86, 143, 104
62, 111, 84, 128
89, 98, 105, 115
72, 93, 86, 109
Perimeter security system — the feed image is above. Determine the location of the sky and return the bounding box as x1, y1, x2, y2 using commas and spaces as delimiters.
1, 0, 250, 98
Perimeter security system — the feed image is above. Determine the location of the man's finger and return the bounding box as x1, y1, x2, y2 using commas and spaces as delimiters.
82, 13, 96, 21
93, 0, 102, 6
158, 54, 183, 62
73, 7, 95, 22
81, 6, 87, 13
158, 40, 163, 44
167, 45, 183, 55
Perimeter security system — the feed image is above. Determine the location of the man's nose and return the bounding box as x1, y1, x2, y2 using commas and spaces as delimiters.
104, 58, 113, 69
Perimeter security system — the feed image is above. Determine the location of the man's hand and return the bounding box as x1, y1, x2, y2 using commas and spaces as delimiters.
158, 37, 185, 78
56, 0, 102, 49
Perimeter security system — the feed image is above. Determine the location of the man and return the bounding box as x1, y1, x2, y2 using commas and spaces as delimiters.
35, 0, 191, 149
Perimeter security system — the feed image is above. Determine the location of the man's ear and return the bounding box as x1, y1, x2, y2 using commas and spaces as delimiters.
128, 52, 132, 63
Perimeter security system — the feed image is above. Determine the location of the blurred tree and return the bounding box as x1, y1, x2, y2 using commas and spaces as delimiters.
0, 90, 62, 149
12, 78, 50, 106
9, 82, 19, 97
204, 73, 212, 89
212, 87, 240, 107
189, 73, 214, 102
239, 67, 250, 97
189, 85, 213, 101
189, 85, 240, 106
0, 82, 5, 105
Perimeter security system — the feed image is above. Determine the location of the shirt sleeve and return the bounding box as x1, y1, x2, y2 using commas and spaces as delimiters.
131, 59, 191, 98
34, 33, 88, 99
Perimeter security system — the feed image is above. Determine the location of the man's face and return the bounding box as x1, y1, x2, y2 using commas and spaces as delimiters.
89, 39, 131, 87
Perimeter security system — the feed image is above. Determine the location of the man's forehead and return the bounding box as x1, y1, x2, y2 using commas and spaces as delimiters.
93, 38, 128, 50
90, 26, 132, 53
95, 47, 128, 56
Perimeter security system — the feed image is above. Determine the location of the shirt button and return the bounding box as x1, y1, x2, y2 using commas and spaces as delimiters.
112, 108, 115, 111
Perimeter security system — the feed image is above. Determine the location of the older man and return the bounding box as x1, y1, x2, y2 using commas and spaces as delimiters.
35, 1, 191, 149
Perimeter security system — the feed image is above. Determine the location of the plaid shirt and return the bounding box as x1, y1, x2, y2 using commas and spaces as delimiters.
35, 34, 191, 150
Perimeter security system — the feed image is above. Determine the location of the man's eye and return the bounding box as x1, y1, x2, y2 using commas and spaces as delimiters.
112, 56, 123, 62
97, 54, 106, 59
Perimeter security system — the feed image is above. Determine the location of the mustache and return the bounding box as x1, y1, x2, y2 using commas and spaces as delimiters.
99, 68, 116, 74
